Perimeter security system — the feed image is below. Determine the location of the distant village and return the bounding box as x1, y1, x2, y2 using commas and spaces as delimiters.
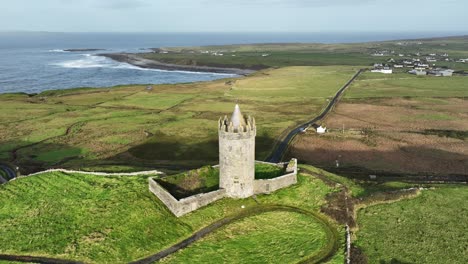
151, 44, 467, 77
152, 48, 270, 58
370, 43, 467, 76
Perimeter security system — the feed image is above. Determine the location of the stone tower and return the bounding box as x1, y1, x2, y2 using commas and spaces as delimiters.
218, 104, 256, 198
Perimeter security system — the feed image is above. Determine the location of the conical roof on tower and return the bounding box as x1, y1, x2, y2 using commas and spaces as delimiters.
231, 104, 246, 129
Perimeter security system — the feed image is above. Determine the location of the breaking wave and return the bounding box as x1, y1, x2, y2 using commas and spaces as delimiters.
51, 54, 236, 76
48, 49, 67, 53
51, 54, 115, 68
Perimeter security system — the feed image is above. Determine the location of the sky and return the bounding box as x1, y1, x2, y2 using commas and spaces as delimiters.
1, 0, 468, 33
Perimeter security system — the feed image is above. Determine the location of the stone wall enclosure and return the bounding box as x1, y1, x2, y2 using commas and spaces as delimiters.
149, 159, 298, 217
149, 178, 226, 217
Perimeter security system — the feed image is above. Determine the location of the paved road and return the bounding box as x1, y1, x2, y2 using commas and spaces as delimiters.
266, 69, 364, 163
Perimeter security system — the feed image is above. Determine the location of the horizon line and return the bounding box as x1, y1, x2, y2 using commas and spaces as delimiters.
1, 30, 468, 34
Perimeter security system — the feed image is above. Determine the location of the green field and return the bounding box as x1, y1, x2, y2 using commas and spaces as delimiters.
142, 36, 468, 71
1, 35, 468, 264
0, 170, 342, 263
160, 211, 329, 264
0, 66, 358, 173
345, 72, 468, 98
355, 186, 468, 264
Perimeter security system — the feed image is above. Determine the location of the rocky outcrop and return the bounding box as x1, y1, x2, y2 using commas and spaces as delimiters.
99, 53, 255, 75
64, 48, 105, 52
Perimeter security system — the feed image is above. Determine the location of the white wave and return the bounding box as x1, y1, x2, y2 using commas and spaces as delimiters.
51, 54, 115, 68
51, 54, 237, 76
113, 62, 237, 76
48, 49, 67, 53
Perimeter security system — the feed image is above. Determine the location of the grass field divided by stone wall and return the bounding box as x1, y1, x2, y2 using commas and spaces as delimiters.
0, 66, 358, 173
0, 168, 342, 263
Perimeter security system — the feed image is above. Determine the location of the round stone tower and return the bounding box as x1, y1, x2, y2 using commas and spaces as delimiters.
218, 104, 256, 198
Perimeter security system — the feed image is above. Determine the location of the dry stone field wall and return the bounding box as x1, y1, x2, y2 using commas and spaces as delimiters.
22, 169, 163, 177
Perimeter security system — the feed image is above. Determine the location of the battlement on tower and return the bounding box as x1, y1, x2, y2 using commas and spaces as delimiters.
218, 115, 256, 133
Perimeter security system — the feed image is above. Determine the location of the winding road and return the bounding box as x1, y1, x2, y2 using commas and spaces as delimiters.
266, 69, 364, 163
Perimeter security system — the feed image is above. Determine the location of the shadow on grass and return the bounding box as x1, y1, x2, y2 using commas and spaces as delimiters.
0, 140, 86, 175
379, 258, 413, 264
1, 131, 279, 175
127, 132, 277, 162
156, 180, 219, 200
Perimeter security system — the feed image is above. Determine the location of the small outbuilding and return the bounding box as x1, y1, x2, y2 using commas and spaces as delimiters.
409, 69, 427, 76
429, 69, 454, 77
316, 126, 327, 134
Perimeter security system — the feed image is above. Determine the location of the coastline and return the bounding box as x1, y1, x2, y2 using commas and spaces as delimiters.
99, 53, 256, 76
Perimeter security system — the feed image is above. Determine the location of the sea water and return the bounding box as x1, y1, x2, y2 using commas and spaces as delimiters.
0, 32, 460, 94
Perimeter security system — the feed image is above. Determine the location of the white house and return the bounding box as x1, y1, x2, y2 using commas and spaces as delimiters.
316, 126, 327, 134
409, 69, 427, 76
415, 63, 429, 68
429, 69, 454, 77
371, 67, 393, 74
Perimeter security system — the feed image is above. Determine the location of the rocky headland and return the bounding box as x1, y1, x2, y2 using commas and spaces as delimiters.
99, 53, 255, 75
64, 48, 106, 52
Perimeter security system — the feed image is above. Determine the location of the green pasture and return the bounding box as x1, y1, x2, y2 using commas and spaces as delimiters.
345, 72, 468, 98
0, 66, 357, 170
356, 186, 468, 264
0, 170, 341, 263
160, 211, 328, 264
142, 51, 376, 69
143, 36, 468, 70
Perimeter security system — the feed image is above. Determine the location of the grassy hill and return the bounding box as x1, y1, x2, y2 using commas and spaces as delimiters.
0, 170, 342, 263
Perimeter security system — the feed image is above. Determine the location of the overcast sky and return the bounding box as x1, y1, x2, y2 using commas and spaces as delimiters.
2, 0, 468, 33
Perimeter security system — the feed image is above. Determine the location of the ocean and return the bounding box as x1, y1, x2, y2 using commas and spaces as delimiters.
0, 32, 461, 94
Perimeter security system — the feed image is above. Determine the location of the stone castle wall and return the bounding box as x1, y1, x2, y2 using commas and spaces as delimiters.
254, 159, 298, 194
253, 172, 297, 194
148, 159, 297, 217
149, 178, 226, 217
